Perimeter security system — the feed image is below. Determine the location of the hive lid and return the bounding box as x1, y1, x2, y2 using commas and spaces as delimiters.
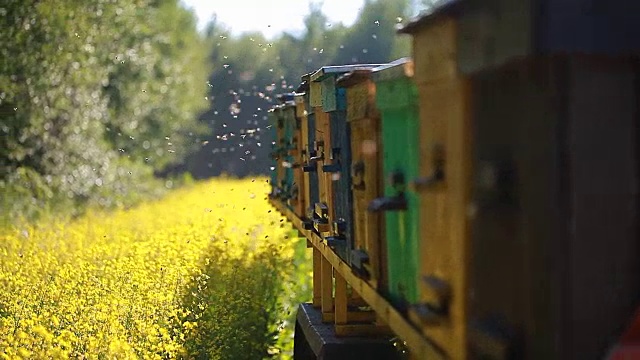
310, 64, 383, 83
297, 72, 312, 93
371, 58, 414, 82
276, 93, 296, 102
267, 107, 278, 123
336, 68, 378, 88
294, 93, 305, 103
296, 81, 309, 93
276, 93, 298, 108
398, 0, 464, 34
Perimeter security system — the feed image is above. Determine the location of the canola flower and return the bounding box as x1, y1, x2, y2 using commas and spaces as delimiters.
0, 178, 310, 359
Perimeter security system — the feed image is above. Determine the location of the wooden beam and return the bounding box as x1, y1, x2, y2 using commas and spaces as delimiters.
321, 254, 334, 320
335, 271, 348, 325
313, 248, 322, 307
270, 200, 445, 359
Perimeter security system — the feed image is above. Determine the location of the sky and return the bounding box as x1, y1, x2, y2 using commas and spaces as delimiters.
180, 0, 366, 39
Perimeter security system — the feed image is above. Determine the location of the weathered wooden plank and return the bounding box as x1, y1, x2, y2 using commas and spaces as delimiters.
335, 271, 348, 325
321, 255, 334, 321
313, 247, 322, 307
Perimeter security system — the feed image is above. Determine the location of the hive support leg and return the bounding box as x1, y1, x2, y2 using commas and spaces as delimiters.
313, 248, 322, 307
335, 271, 348, 326
365, 211, 380, 287
321, 256, 334, 322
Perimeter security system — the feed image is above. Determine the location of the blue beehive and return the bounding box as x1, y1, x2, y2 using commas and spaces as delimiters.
309, 64, 383, 263
298, 74, 320, 230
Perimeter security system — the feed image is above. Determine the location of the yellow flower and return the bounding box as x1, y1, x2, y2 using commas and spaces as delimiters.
17, 348, 32, 358
0, 178, 306, 358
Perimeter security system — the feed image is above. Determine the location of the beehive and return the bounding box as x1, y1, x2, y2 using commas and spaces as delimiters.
298, 74, 321, 230
455, 0, 640, 74
400, 3, 471, 358
267, 107, 285, 199
293, 93, 308, 219
467, 55, 640, 360
336, 69, 386, 289
370, 58, 420, 309
310, 64, 383, 263
276, 93, 305, 217
402, 1, 640, 358
268, 107, 279, 198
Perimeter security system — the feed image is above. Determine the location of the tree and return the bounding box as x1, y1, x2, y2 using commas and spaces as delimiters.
0, 0, 209, 219
332, 0, 412, 65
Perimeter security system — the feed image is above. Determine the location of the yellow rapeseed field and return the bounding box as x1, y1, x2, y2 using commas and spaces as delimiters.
0, 178, 310, 359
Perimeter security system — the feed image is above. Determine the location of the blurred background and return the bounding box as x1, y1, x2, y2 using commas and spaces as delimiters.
0, 0, 433, 222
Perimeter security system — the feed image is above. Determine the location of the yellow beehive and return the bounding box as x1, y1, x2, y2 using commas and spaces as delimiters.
400, 3, 471, 359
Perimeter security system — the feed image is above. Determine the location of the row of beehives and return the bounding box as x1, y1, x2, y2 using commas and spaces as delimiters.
268, 54, 460, 352
268, 58, 419, 301
268, 0, 640, 358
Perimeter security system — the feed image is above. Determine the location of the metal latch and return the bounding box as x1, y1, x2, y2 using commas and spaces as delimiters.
414, 144, 445, 190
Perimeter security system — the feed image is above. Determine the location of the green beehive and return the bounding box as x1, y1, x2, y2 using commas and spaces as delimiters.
277, 94, 298, 208
268, 108, 279, 198
268, 106, 286, 199
369, 58, 420, 307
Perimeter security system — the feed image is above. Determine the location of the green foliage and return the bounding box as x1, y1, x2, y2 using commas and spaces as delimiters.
0, 167, 53, 225
182, 252, 281, 359
272, 229, 313, 357
181, 228, 311, 359
0, 0, 209, 223
103, 0, 210, 169
333, 0, 412, 64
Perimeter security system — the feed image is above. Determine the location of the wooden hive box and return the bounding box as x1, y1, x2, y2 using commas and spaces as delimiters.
400, 3, 471, 359
294, 92, 309, 221
268, 106, 285, 200
369, 58, 421, 311
267, 106, 279, 199
466, 54, 640, 360
336, 69, 387, 291
311, 64, 383, 263
306, 69, 333, 237
298, 74, 321, 231
403, 1, 640, 358
277, 93, 305, 217
455, 0, 640, 74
